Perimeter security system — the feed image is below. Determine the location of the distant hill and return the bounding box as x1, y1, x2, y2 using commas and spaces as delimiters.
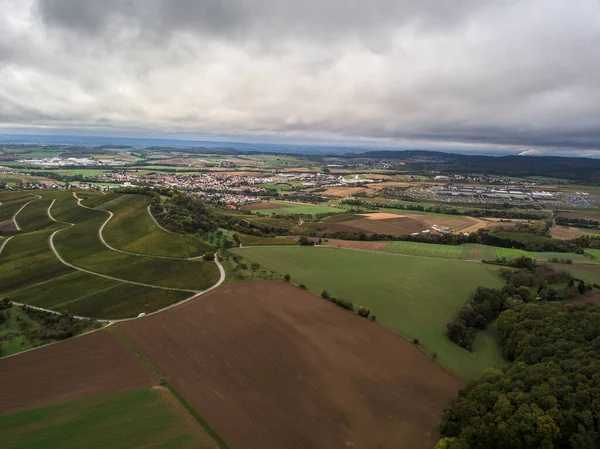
356, 150, 600, 182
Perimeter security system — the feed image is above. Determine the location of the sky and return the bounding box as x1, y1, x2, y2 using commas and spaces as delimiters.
1, 0, 600, 156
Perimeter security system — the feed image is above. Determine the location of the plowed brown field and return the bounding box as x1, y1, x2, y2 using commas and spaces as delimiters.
0, 330, 157, 415
117, 281, 463, 449
557, 210, 600, 221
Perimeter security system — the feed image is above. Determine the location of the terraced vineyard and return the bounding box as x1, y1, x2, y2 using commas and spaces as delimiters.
0, 190, 222, 320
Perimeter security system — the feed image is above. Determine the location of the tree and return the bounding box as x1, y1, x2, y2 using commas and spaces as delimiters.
202, 252, 215, 261
283, 274, 290, 282
578, 281, 587, 295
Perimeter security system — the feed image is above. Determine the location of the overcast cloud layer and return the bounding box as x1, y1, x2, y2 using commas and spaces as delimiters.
1, 0, 600, 153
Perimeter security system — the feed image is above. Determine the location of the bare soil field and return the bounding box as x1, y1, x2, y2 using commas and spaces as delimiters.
318, 186, 368, 196
551, 225, 586, 240
0, 330, 157, 415
360, 211, 477, 232
343, 217, 428, 235
306, 221, 372, 235
556, 210, 600, 221
323, 240, 390, 251
117, 281, 463, 449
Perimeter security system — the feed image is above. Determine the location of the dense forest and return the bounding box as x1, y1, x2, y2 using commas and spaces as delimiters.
438, 301, 600, 448
446, 259, 575, 350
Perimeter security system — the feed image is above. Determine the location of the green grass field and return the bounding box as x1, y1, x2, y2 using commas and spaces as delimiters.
232, 246, 506, 380
97, 194, 213, 258
380, 241, 595, 264
382, 241, 464, 258
258, 201, 343, 215
0, 387, 217, 449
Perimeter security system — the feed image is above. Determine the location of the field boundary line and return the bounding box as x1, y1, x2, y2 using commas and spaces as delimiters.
12, 193, 42, 230
236, 244, 484, 264
110, 327, 230, 449
0, 235, 14, 256
73, 193, 191, 260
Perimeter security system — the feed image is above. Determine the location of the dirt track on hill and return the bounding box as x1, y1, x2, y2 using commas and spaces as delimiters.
117, 281, 463, 449
0, 330, 157, 415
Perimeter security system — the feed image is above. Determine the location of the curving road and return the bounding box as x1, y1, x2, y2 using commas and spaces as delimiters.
73, 193, 193, 260
46, 197, 226, 318
12, 193, 42, 231
0, 235, 14, 257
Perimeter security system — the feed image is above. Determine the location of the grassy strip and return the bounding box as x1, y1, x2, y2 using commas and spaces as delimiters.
109, 328, 230, 449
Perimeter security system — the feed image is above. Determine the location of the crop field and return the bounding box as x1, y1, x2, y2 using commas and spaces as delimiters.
318, 186, 368, 196
243, 201, 343, 215
1, 231, 73, 292
13, 198, 61, 233
338, 216, 428, 235
323, 239, 390, 251
6, 271, 190, 319
0, 387, 217, 449
98, 194, 212, 258
0, 330, 157, 415
118, 281, 464, 449
551, 225, 599, 240
0, 191, 35, 222
52, 202, 219, 290
232, 247, 506, 379
382, 242, 464, 258
374, 209, 481, 231
556, 210, 600, 221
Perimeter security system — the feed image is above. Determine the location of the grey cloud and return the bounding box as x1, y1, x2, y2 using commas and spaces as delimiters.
0, 0, 599, 152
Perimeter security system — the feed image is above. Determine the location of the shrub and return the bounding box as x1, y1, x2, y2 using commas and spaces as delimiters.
321, 290, 330, 299
202, 252, 215, 261
413, 338, 420, 345
357, 305, 370, 318
283, 274, 290, 282
299, 284, 307, 290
